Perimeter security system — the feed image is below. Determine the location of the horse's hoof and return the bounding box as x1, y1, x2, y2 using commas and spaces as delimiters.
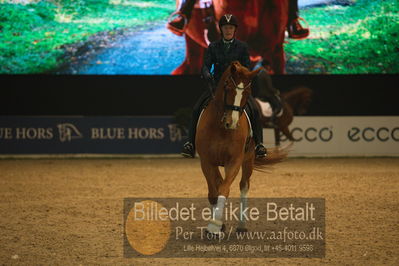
236, 227, 248, 233
204, 223, 226, 240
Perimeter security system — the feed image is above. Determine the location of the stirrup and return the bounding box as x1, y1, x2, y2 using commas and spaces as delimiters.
167, 11, 188, 36
255, 144, 267, 158
297, 17, 309, 28
181, 142, 195, 158
288, 17, 310, 40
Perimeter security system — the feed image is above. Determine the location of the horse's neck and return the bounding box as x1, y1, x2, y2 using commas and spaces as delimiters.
282, 88, 310, 114
205, 85, 225, 124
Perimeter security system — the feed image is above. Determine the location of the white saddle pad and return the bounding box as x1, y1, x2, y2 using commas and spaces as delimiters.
255, 98, 273, 117
255, 98, 283, 118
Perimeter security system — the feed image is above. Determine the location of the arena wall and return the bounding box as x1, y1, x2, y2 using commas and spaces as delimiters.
0, 116, 397, 157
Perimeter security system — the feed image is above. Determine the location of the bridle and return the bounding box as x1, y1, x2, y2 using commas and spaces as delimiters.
223, 75, 251, 113
221, 75, 251, 123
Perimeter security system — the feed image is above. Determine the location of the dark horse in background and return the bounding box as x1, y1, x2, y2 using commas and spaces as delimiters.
172, 0, 289, 75
256, 86, 313, 146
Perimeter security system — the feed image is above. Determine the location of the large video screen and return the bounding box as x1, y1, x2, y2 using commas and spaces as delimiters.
0, 0, 398, 75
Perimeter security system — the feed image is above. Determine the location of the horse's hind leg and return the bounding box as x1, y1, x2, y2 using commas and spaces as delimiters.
281, 125, 294, 142
274, 128, 281, 146
237, 157, 254, 232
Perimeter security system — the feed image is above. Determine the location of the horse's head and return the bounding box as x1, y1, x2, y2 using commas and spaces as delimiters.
221, 61, 262, 130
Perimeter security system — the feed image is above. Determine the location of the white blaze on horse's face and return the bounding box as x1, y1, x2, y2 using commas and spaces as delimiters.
230, 82, 244, 129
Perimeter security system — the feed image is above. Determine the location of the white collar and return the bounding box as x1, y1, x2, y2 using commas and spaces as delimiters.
222, 38, 234, 44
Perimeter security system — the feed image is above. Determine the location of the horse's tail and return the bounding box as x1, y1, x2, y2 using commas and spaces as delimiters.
281, 86, 313, 115
253, 143, 291, 172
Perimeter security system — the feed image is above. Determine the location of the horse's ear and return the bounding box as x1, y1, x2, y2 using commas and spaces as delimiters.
230, 63, 237, 75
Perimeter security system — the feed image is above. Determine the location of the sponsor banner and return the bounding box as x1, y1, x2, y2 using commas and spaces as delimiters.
264, 116, 399, 156
0, 116, 186, 154
1, 116, 397, 156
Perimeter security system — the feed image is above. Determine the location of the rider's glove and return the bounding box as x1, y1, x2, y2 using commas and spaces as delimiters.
201, 66, 216, 93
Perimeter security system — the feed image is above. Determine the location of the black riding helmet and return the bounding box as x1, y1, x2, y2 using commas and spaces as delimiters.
218, 14, 238, 29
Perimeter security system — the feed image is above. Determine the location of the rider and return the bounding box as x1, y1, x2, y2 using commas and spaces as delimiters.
167, 0, 309, 41
181, 14, 282, 159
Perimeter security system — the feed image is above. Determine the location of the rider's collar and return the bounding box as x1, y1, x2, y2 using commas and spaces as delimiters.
222, 38, 235, 44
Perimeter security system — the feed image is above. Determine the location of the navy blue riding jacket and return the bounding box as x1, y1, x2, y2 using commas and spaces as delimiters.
202, 38, 250, 84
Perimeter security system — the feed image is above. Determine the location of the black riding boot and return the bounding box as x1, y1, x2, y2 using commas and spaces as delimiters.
289, 0, 299, 23
252, 69, 275, 99
288, 0, 309, 39
252, 70, 282, 118
247, 97, 267, 158
181, 90, 212, 158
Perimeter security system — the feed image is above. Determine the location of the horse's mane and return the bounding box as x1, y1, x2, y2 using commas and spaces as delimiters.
216, 65, 233, 91
281, 86, 312, 115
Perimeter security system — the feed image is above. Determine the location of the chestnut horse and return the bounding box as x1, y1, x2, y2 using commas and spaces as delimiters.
256, 87, 312, 145
196, 61, 288, 234
172, 0, 289, 75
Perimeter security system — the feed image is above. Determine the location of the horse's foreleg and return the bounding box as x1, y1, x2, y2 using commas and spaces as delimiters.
171, 34, 204, 75
271, 43, 286, 74
237, 157, 254, 232
200, 160, 221, 205
200, 160, 225, 234
206, 160, 241, 234
214, 160, 242, 226
219, 160, 242, 198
